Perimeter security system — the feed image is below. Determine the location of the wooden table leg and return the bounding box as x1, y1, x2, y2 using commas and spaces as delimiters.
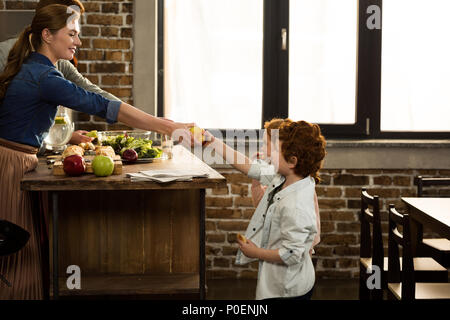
409, 216, 423, 257
52, 192, 59, 299
30, 191, 50, 300
199, 189, 206, 300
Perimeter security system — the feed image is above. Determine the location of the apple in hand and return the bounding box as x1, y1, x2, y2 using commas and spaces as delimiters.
63, 155, 86, 176
189, 126, 211, 145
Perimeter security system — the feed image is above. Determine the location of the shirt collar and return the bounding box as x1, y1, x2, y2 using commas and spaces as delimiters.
267, 174, 285, 190
273, 176, 315, 201
28, 52, 55, 67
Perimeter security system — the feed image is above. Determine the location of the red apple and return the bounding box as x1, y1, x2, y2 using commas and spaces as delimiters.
122, 149, 138, 162
63, 155, 86, 176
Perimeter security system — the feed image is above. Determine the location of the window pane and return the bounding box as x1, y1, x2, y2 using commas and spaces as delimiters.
381, 0, 450, 131
164, 0, 263, 129
289, 0, 357, 124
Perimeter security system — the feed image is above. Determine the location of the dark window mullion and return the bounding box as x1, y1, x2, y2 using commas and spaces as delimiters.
157, 0, 164, 118
262, 0, 289, 127
357, 0, 382, 138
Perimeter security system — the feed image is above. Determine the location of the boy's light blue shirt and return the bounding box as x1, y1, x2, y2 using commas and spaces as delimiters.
235, 160, 317, 300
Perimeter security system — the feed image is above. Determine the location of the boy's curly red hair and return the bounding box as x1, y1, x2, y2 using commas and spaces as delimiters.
268, 119, 326, 184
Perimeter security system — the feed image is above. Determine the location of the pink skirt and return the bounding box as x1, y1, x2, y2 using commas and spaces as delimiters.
0, 138, 42, 299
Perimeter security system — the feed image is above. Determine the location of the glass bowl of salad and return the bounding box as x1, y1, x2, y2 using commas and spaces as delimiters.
97, 130, 165, 162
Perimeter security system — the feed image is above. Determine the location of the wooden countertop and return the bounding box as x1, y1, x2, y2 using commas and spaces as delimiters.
21, 145, 226, 191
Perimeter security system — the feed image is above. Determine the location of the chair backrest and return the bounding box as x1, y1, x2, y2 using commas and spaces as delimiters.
416, 176, 450, 197
388, 204, 415, 300
0, 220, 30, 257
0, 220, 30, 287
360, 188, 384, 271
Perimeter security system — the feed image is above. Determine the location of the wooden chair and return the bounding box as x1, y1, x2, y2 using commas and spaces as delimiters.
416, 176, 450, 268
359, 189, 448, 300
359, 188, 385, 300
0, 220, 30, 287
387, 205, 450, 300
416, 176, 450, 197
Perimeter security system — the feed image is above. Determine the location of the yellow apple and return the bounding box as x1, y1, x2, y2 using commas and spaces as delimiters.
189, 126, 205, 143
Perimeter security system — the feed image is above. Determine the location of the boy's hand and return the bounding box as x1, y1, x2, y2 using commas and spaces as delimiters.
250, 152, 265, 161
237, 238, 260, 259
202, 130, 215, 147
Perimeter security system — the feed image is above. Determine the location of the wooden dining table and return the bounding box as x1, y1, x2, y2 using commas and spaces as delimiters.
401, 197, 450, 256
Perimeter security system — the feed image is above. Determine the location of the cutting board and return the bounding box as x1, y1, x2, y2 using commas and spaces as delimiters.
52, 155, 122, 176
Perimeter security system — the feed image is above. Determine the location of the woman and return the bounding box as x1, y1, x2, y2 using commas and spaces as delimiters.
0, 4, 193, 299
0, 0, 120, 146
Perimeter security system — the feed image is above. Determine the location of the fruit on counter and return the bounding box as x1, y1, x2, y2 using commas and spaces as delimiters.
63, 155, 86, 176
122, 148, 138, 162
92, 155, 115, 177
62, 145, 84, 159
237, 233, 247, 243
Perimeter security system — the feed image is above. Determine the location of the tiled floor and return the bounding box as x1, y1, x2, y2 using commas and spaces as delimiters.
206, 278, 359, 300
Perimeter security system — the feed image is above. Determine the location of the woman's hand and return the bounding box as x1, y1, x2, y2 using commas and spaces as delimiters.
237, 238, 260, 259
167, 121, 197, 147
68, 130, 93, 145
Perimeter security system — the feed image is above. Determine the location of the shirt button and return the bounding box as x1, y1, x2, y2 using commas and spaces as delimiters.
290, 250, 293, 253
253, 228, 256, 231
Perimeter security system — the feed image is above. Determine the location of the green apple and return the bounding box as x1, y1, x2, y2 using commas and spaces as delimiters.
92, 155, 114, 177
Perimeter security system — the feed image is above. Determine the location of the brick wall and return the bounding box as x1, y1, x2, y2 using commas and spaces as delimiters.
205, 168, 450, 280
75, 0, 134, 131
0, 0, 135, 131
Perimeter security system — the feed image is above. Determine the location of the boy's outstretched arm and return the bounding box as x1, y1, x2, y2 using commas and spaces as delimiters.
205, 131, 252, 175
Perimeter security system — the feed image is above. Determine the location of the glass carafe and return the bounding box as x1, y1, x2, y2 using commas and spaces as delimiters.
44, 106, 74, 152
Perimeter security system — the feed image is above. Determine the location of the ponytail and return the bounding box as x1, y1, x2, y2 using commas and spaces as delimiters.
0, 4, 82, 101
0, 26, 34, 100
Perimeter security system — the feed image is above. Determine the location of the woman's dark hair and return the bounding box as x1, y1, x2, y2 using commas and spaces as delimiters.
0, 4, 80, 100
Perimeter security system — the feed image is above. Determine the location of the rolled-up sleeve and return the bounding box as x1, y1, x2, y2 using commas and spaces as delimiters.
278, 206, 316, 266
247, 160, 277, 186
39, 69, 120, 124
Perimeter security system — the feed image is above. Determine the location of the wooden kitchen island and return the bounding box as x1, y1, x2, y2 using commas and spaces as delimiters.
21, 145, 226, 299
